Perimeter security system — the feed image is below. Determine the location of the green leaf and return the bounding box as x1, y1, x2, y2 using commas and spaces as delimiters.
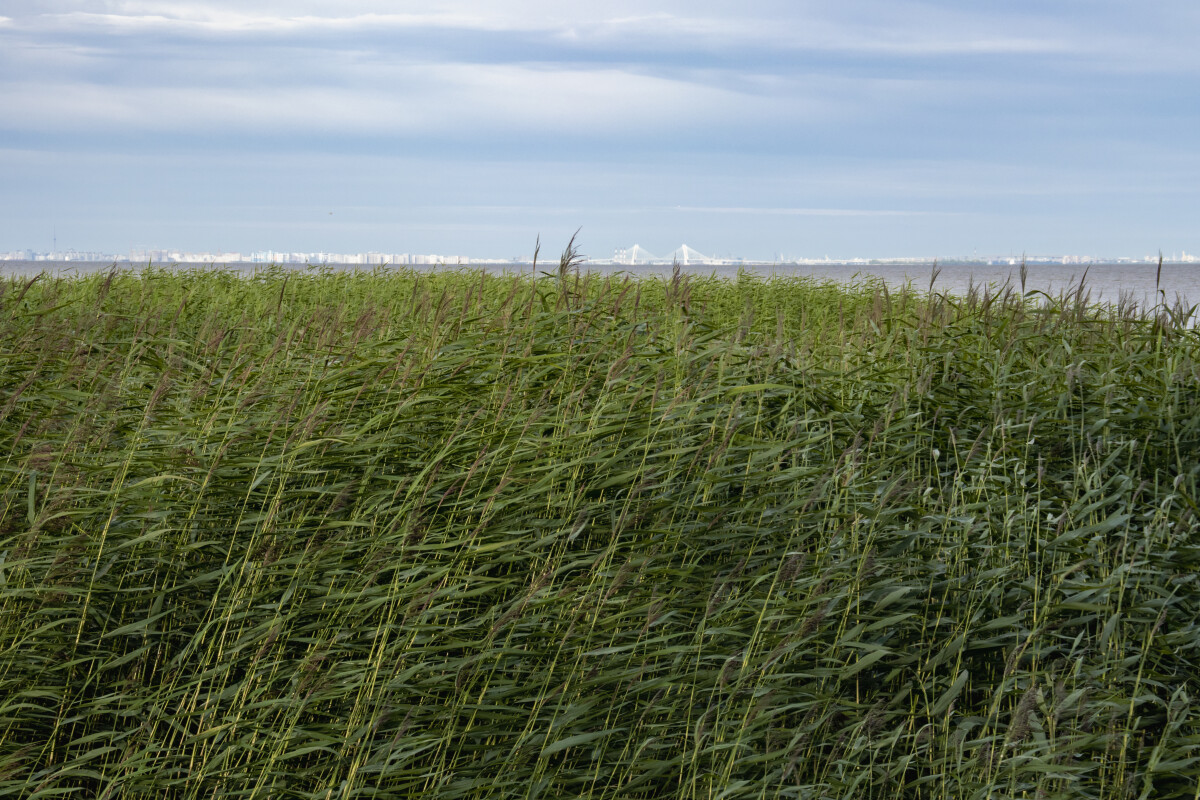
540, 728, 623, 758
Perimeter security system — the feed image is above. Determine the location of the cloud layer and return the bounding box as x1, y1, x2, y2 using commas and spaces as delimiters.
2, 1, 1199, 258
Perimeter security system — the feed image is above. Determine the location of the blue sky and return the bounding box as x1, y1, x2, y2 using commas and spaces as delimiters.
2, 1, 1198, 260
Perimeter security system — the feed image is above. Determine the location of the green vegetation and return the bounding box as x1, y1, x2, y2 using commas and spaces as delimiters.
1, 254, 1199, 799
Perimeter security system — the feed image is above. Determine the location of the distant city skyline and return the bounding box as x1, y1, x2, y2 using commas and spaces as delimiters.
3, 2, 1199, 259
3, 245, 1197, 268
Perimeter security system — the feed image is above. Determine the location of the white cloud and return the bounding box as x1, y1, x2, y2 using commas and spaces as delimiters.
566, 12, 1078, 57
34, 10, 516, 35
0, 63, 771, 133
7, 3, 1084, 58
7, 1, 1195, 82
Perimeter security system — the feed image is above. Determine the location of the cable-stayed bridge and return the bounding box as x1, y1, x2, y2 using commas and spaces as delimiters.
611, 244, 722, 266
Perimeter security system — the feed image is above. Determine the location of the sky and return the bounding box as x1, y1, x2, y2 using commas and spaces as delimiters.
2, 1, 1199, 261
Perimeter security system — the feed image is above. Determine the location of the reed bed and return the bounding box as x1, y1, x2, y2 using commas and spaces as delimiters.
1, 257, 1198, 799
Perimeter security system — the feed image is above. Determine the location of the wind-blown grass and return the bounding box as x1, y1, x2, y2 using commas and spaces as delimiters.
1, 259, 1198, 799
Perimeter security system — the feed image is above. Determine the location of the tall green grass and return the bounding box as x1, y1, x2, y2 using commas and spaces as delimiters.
1, 259, 1198, 799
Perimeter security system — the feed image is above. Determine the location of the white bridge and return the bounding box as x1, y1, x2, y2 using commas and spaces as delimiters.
611, 244, 718, 266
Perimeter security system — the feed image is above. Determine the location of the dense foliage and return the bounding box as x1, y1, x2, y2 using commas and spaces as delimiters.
1, 260, 1199, 798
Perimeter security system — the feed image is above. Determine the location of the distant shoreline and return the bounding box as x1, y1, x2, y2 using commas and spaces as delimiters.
3, 258, 1198, 273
